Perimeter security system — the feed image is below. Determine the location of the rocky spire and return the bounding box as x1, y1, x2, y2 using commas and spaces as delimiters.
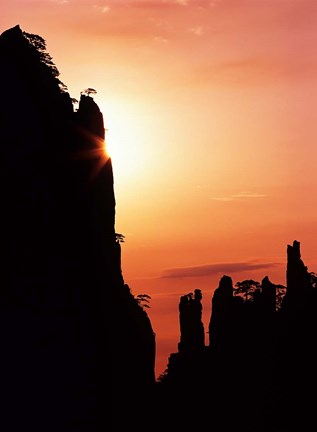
178, 288, 205, 352
208, 275, 234, 349
284, 240, 311, 308
261, 276, 277, 314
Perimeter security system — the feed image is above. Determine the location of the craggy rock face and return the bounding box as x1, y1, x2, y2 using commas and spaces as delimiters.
285, 240, 311, 303
0, 25, 156, 431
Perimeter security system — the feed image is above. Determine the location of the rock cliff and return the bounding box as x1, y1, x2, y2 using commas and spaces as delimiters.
0, 24, 155, 431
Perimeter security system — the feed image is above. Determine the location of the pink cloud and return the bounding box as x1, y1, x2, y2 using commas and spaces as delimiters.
161, 261, 281, 279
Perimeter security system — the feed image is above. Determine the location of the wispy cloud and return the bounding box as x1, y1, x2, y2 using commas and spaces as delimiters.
154, 36, 169, 43
93, 4, 110, 13
105, 0, 221, 10
189, 26, 204, 36
128, 0, 218, 8
126, 0, 187, 9
175, 0, 189, 5
209, 0, 221, 6
211, 191, 267, 202
187, 57, 282, 88
49, 0, 69, 4
161, 261, 280, 279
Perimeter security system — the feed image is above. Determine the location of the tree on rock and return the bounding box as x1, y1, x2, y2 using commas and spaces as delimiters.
22, 30, 68, 92
81, 88, 97, 97
234, 279, 261, 302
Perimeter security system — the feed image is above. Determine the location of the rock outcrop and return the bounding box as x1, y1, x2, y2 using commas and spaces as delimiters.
0, 24, 155, 431
208, 274, 234, 350
178, 288, 205, 352
160, 241, 317, 431
283, 240, 312, 309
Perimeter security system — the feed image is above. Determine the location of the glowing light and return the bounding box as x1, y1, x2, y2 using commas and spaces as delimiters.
99, 99, 149, 180
72, 130, 110, 182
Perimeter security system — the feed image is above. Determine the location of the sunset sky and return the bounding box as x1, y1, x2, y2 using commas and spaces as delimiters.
2, 0, 317, 378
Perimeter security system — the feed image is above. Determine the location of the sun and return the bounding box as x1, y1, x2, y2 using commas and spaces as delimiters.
99, 99, 149, 180
104, 123, 137, 174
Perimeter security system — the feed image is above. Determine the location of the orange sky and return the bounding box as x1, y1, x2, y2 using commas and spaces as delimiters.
2, 0, 317, 378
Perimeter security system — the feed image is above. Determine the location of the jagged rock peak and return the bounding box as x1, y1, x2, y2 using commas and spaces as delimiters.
0, 24, 28, 53
287, 239, 301, 259
262, 275, 273, 287
0, 24, 71, 103
0, 24, 37, 57
287, 240, 308, 277
77, 94, 105, 140
178, 288, 205, 352
285, 239, 311, 305
218, 275, 233, 292
0, 24, 22, 37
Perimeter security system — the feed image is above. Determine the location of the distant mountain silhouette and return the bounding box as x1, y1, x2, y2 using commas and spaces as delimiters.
1, 24, 316, 432
0, 25, 155, 432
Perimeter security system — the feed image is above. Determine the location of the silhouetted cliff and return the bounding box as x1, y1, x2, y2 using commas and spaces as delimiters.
0, 25, 155, 432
